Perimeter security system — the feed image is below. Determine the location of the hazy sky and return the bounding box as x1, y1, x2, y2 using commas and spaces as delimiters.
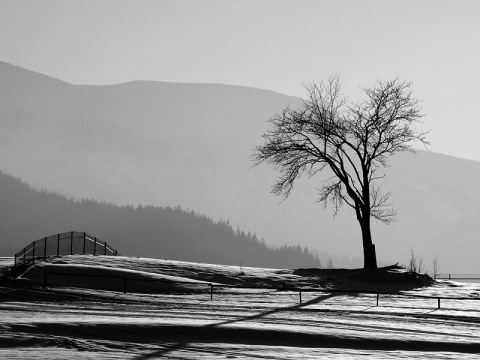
1, 0, 480, 161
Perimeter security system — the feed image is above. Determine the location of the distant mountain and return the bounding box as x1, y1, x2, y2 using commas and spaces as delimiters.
0, 171, 321, 269
1, 61, 480, 272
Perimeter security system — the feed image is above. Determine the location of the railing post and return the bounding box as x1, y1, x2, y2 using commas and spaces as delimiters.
377, 292, 379, 306
438, 298, 441, 309
93, 237, 97, 255
83, 232, 86, 254
57, 234, 60, 257
32, 240, 36, 264
70, 231, 73, 255
44, 237, 47, 260
299, 290, 302, 304
210, 284, 213, 300
104, 241, 107, 255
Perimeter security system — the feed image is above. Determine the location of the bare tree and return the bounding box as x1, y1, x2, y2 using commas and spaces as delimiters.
407, 247, 424, 273
253, 76, 428, 268
432, 257, 440, 279
407, 247, 417, 273
417, 257, 424, 274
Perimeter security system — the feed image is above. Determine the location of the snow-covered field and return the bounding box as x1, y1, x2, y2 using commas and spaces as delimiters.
1, 256, 479, 359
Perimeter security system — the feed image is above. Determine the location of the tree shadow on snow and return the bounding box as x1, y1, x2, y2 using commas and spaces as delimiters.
134, 292, 339, 359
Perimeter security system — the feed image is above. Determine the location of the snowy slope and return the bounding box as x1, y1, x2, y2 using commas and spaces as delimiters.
1, 256, 479, 359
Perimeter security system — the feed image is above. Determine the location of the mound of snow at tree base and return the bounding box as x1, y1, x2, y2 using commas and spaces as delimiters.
11, 255, 441, 294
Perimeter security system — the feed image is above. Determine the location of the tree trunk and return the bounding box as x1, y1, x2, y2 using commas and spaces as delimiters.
359, 217, 378, 269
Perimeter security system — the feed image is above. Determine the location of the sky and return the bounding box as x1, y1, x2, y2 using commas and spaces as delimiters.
1, 0, 480, 161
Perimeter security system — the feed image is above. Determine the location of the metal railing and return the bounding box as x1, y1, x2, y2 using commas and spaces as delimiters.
14, 231, 119, 267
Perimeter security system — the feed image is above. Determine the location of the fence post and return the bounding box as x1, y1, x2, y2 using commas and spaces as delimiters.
32, 240, 36, 264
438, 298, 441, 309
44, 237, 47, 260
104, 241, 107, 255
57, 234, 60, 257
93, 237, 97, 255
70, 231, 73, 255
449, 274, 451, 280
83, 232, 86, 254
299, 290, 302, 304
210, 284, 213, 300
377, 292, 379, 306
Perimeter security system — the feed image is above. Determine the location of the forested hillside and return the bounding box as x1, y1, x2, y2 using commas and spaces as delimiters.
0, 171, 321, 269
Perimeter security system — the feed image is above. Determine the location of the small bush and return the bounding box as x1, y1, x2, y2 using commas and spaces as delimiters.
432, 257, 440, 279
407, 247, 424, 274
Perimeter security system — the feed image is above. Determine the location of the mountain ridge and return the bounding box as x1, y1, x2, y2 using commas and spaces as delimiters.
1, 61, 479, 272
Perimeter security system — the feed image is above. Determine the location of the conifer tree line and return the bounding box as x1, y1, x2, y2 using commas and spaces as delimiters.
0, 171, 321, 269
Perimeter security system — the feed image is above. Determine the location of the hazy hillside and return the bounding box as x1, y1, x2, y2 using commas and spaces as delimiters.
0, 171, 321, 268
1, 61, 480, 272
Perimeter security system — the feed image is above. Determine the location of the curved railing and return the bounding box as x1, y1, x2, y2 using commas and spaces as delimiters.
14, 231, 119, 267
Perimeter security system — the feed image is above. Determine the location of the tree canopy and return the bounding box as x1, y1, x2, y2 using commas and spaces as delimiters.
253, 76, 428, 268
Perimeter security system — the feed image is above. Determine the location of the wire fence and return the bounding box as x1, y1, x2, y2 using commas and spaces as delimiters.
41, 270, 480, 310
14, 231, 119, 267
435, 274, 480, 282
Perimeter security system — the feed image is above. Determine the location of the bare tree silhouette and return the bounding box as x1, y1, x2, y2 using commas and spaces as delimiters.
253, 76, 428, 268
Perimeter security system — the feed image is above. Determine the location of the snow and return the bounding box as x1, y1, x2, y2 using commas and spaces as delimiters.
1, 256, 480, 359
